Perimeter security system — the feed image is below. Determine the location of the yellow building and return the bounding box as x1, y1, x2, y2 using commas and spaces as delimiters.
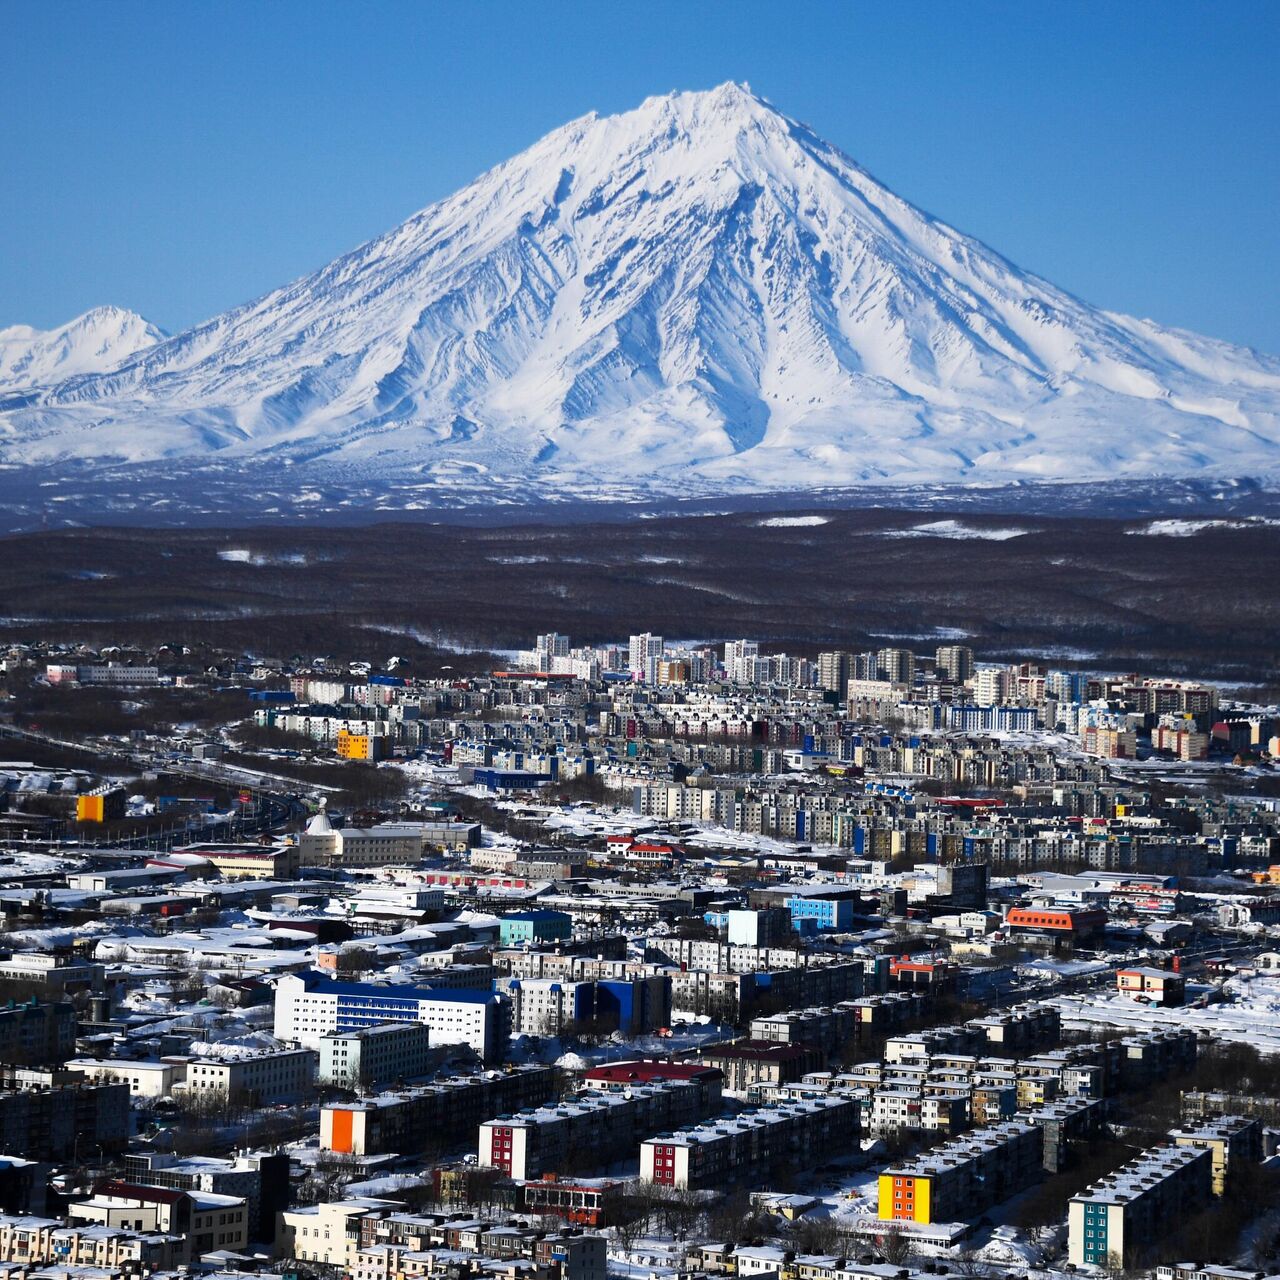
337, 730, 388, 761
76, 786, 125, 823
878, 1171, 932, 1222
1172, 1116, 1262, 1194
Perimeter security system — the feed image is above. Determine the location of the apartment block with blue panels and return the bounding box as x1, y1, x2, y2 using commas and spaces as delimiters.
785, 895, 855, 932
498, 910, 574, 947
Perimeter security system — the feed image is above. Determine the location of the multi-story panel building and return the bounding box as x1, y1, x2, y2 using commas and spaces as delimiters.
878, 1120, 1044, 1225
319, 1022, 433, 1091
274, 973, 510, 1063
479, 1080, 715, 1180
1170, 1116, 1262, 1195
0, 999, 77, 1064
321, 1066, 557, 1156
639, 1096, 855, 1189
0, 1068, 129, 1160
1069, 1145, 1214, 1268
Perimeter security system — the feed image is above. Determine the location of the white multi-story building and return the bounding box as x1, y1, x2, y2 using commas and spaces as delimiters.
181, 1047, 317, 1105
274, 973, 510, 1063
66, 1058, 181, 1098
972, 666, 1011, 706
495, 977, 594, 1036
318, 1022, 433, 1090
629, 633, 665, 682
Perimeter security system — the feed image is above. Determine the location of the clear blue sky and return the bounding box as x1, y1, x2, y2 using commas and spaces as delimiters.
3, 1, 1278, 352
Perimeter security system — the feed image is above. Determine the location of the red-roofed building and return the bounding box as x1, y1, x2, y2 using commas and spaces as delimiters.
582, 1058, 722, 1110
1006, 905, 1107, 940
888, 956, 956, 991
68, 1180, 249, 1259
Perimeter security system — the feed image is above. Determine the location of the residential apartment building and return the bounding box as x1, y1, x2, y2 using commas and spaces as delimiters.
0, 998, 77, 1064
122, 1149, 290, 1243
68, 1180, 248, 1260
878, 1120, 1044, 1225
1170, 1115, 1262, 1194
581, 1059, 723, 1112
274, 972, 511, 1063
699, 1040, 825, 1099
321, 1066, 557, 1156
0, 1218, 181, 1272
479, 1079, 713, 1180
1069, 1145, 1214, 1268
639, 1096, 855, 1190
319, 1022, 433, 1090
279, 1197, 401, 1268
0, 1068, 128, 1160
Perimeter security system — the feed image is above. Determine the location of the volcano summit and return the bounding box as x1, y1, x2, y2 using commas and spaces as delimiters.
3, 83, 1279, 517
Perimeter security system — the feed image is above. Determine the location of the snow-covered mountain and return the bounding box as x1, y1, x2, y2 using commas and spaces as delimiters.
0, 305, 165, 393
3, 82, 1279, 499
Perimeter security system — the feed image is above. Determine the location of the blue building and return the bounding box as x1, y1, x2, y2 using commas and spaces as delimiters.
498, 910, 574, 947
785, 895, 856, 933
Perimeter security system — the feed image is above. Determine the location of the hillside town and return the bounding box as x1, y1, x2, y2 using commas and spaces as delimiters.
0, 630, 1279, 1280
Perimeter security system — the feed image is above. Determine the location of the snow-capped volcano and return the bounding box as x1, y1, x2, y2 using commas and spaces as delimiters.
0, 305, 164, 393
3, 82, 1279, 497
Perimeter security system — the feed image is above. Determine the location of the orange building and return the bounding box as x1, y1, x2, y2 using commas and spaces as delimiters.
336, 729, 388, 761
1005, 905, 1107, 940
76, 787, 126, 823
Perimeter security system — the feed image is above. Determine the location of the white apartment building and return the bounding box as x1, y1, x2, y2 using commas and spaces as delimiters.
318, 1022, 432, 1090
66, 1058, 181, 1099
181, 1047, 317, 1104
274, 972, 510, 1063
494, 977, 594, 1036
629, 633, 664, 682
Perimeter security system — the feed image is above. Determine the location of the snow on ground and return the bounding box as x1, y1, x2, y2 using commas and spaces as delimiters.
1052, 979, 1280, 1053
1127, 517, 1280, 536
756, 515, 830, 527
185, 1032, 287, 1058
886, 519, 1030, 541
0, 919, 127, 950
344, 1172, 431, 1197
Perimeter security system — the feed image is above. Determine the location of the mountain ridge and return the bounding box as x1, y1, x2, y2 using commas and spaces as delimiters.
0, 305, 165, 394
3, 82, 1279, 498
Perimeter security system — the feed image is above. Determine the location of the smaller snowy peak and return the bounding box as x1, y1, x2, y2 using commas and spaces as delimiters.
0, 305, 166, 392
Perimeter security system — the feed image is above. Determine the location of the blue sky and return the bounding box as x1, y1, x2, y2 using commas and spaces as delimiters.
3, 2, 1278, 351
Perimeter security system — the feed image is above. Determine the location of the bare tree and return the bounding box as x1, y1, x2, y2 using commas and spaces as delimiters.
790, 1215, 845, 1256
952, 1247, 989, 1277
878, 1223, 913, 1267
